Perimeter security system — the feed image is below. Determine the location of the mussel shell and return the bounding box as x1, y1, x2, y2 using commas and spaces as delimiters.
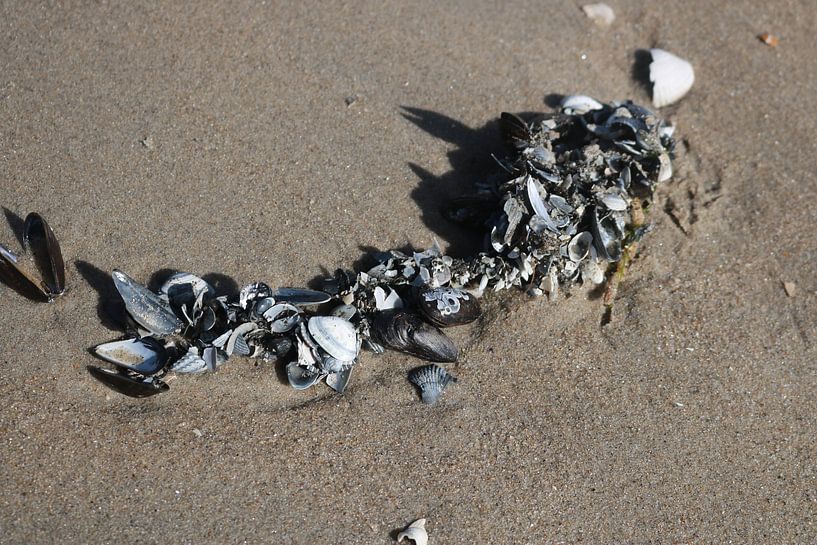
325, 367, 352, 394
22, 212, 66, 298
589, 206, 622, 262
92, 337, 168, 375
112, 270, 183, 336
273, 288, 331, 306
87, 365, 169, 398
286, 362, 321, 390
417, 286, 480, 328
0, 244, 51, 302
370, 310, 458, 363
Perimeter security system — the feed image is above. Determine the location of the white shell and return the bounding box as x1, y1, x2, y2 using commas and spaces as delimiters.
169, 346, 208, 374
307, 316, 358, 362
649, 48, 695, 108
397, 518, 428, 545
374, 286, 403, 310
657, 152, 673, 182
582, 3, 615, 27
560, 95, 603, 115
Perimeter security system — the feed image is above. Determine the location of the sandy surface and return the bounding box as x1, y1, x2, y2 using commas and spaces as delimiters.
1, 1, 815, 543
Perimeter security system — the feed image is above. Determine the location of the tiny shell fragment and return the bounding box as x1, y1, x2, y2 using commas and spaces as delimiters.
782, 281, 796, 297
582, 3, 615, 27
758, 32, 779, 47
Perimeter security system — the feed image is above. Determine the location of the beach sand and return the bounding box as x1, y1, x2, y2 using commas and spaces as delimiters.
1, 1, 815, 543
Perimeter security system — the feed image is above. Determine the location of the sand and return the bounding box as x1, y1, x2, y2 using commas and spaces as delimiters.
1, 1, 815, 543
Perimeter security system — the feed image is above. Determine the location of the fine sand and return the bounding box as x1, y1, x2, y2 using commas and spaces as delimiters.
1, 1, 815, 543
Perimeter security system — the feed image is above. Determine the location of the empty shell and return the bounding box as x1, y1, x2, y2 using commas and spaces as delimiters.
397, 518, 428, 545
93, 337, 168, 375
307, 316, 358, 362
582, 3, 615, 27
112, 270, 183, 336
86, 366, 169, 398
649, 48, 695, 108
409, 364, 456, 404
560, 94, 604, 114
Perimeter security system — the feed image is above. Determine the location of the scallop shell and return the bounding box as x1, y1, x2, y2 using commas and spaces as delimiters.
93, 337, 168, 375
397, 518, 428, 545
409, 364, 456, 405
649, 48, 695, 108
169, 346, 208, 374
307, 316, 358, 362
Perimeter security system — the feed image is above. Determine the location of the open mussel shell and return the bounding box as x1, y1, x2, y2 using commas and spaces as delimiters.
112, 270, 183, 336
0, 244, 51, 302
417, 286, 480, 328
409, 364, 456, 405
86, 365, 169, 398
325, 366, 352, 394
589, 206, 622, 262
92, 337, 168, 375
370, 310, 458, 363
22, 213, 66, 298
286, 362, 321, 390
160, 272, 214, 310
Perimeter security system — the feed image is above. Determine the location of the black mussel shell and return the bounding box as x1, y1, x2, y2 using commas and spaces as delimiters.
370, 310, 458, 363
22, 212, 66, 298
86, 365, 169, 398
500, 112, 530, 148
417, 286, 480, 328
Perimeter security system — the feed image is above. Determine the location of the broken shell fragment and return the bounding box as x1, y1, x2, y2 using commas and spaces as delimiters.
169, 346, 209, 374
409, 364, 456, 405
397, 518, 428, 545
417, 286, 480, 327
649, 48, 695, 108
112, 270, 183, 336
582, 3, 615, 27
286, 361, 321, 390
92, 337, 168, 375
590, 207, 623, 262
325, 366, 352, 394
86, 366, 169, 398
371, 310, 458, 362
272, 287, 331, 306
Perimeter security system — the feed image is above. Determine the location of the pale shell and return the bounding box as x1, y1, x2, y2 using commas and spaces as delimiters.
93, 337, 168, 375
582, 3, 615, 27
560, 94, 604, 114
397, 518, 428, 545
307, 316, 358, 362
649, 48, 695, 108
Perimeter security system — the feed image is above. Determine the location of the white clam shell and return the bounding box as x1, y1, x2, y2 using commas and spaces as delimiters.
560, 94, 603, 114
582, 3, 615, 27
397, 518, 428, 545
307, 316, 358, 362
649, 48, 695, 108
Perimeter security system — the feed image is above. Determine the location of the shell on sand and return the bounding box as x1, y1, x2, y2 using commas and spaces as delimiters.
649, 48, 695, 108
582, 3, 615, 27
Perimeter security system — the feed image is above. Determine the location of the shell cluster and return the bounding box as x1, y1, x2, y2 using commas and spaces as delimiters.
80, 98, 675, 401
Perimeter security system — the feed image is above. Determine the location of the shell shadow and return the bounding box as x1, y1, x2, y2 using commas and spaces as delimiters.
2, 207, 25, 248
632, 49, 653, 98
75, 260, 128, 332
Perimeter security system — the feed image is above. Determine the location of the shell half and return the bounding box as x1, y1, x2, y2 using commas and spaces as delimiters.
649, 48, 694, 108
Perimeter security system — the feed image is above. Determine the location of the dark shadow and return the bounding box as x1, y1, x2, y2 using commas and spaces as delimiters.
2, 207, 25, 248
75, 260, 128, 332
401, 107, 506, 257
632, 49, 653, 98
201, 273, 239, 299
544, 93, 565, 109
146, 268, 177, 293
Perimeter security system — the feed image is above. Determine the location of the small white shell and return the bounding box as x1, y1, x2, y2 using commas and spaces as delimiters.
397, 518, 428, 545
649, 48, 695, 108
560, 94, 604, 115
374, 286, 404, 310
657, 152, 673, 182
169, 346, 208, 374
307, 316, 358, 362
582, 3, 615, 27
409, 365, 456, 405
